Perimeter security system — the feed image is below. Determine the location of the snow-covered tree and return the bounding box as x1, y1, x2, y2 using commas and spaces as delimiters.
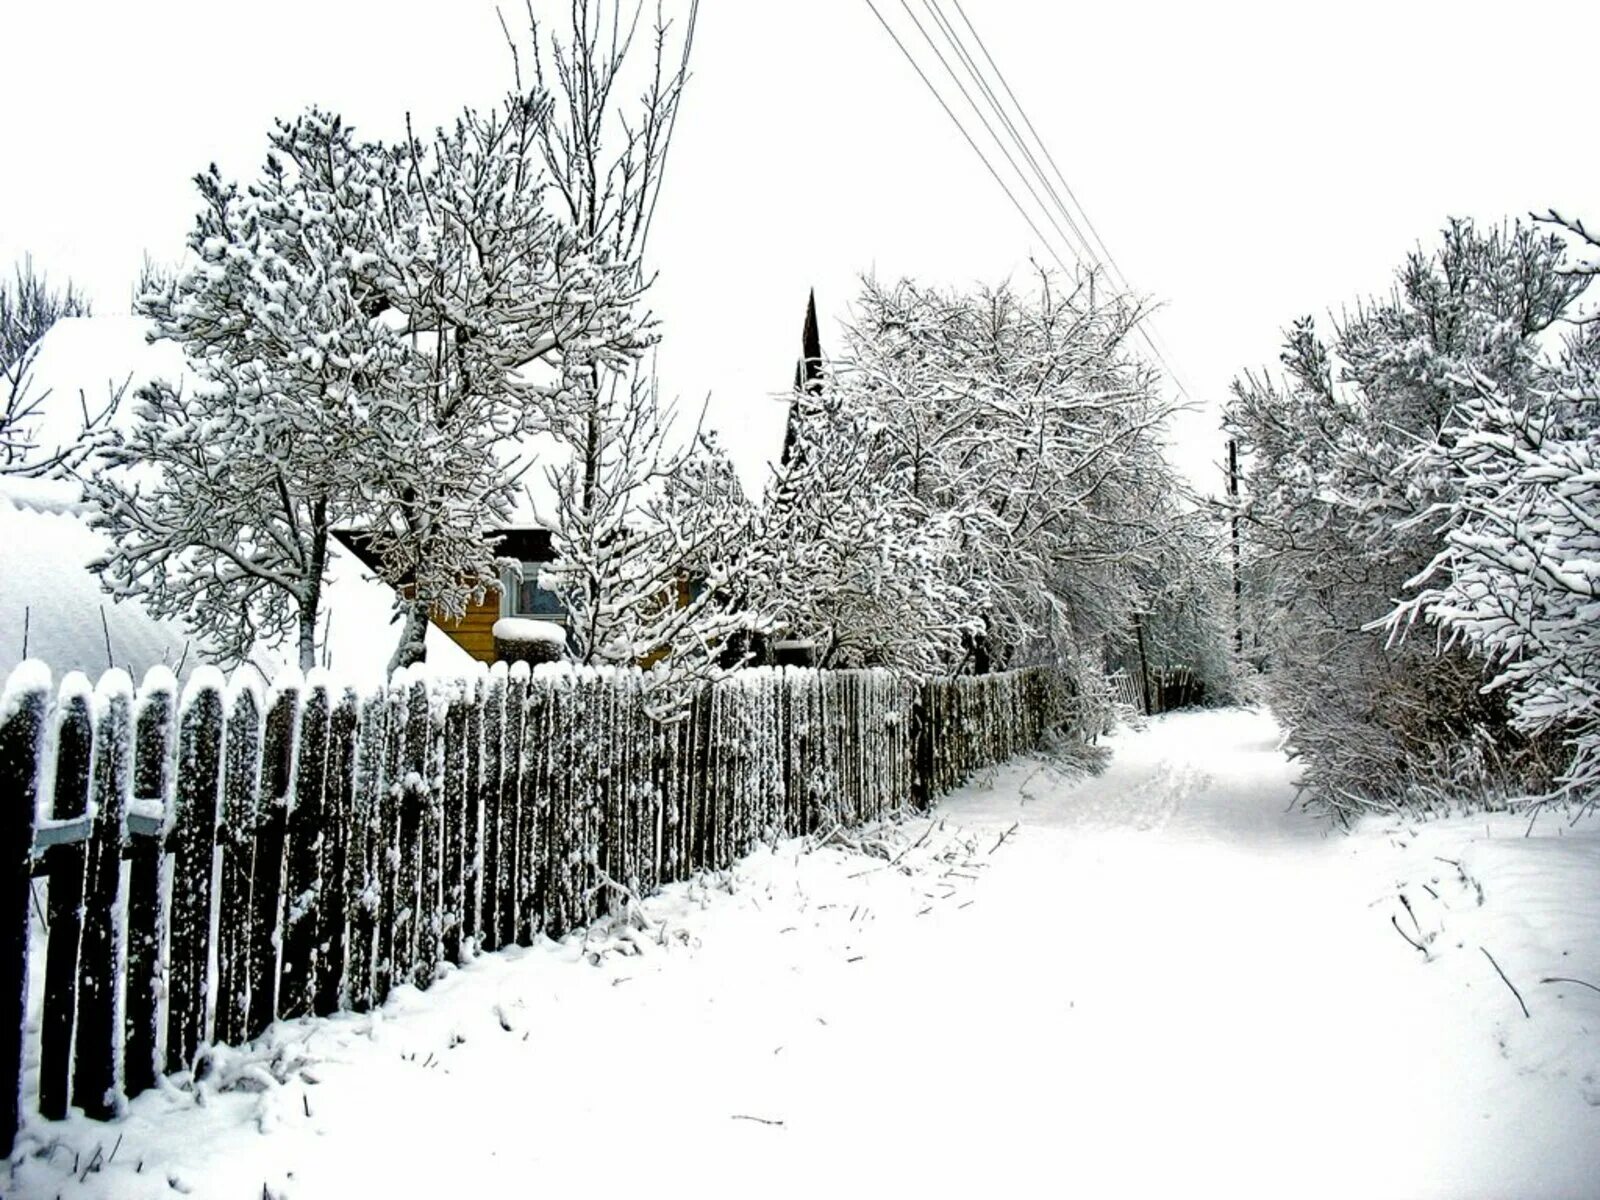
542, 374, 754, 673
752, 268, 1185, 679
1227, 218, 1584, 814
0, 256, 111, 477
1385, 213, 1600, 807
747, 374, 975, 672
89, 110, 404, 670
92, 23, 667, 674
362, 84, 652, 671
509, 0, 723, 674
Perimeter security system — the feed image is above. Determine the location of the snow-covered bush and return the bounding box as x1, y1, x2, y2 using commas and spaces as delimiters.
1386, 216, 1600, 806
1228, 218, 1586, 815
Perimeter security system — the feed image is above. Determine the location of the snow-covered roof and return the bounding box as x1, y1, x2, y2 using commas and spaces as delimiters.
0, 475, 199, 684
8, 315, 197, 461
0, 471, 472, 690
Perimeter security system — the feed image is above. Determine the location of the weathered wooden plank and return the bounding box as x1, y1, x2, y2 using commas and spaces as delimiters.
246, 679, 299, 1040
441, 681, 468, 965
460, 673, 483, 955
125, 668, 175, 1099
478, 666, 505, 952
345, 693, 387, 1013
373, 682, 405, 1003
498, 665, 526, 947
559, 674, 584, 932
416, 679, 446, 986
315, 688, 358, 1017
394, 676, 429, 987
280, 679, 330, 1020
166, 670, 224, 1075
73, 671, 132, 1119
514, 676, 542, 945
214, 683, 261, 1048
0, 664, 47, 1156
38, 677, 92, 1120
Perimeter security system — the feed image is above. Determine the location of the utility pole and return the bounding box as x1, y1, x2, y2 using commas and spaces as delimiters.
1227, 437, 1242, 656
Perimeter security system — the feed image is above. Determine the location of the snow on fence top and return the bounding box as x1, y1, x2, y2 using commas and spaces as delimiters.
0, 659, 1076, 1155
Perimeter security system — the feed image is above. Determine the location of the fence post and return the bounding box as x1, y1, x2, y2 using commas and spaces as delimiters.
478, 665, 505, 952
442, 680, 468, 965
372, 681, 404, 1004
214, 682, 261, 1047
247, 677, 299, 1040
345, 692, 387, 1013
0, 664, 47, 1157
74, 670, 133, 1120
393, 675, 428, 987
498, 665, 526, 948
280, 677, 330, 1019
417, 677, 446, 983
166, 670, 224, 1075
515, 673, 543, 945
125, 668, 175, 1100
460, 671, 483, 955
316, 687, 358, 1017
38, 677, 91, 1121
909, 680, 929, 812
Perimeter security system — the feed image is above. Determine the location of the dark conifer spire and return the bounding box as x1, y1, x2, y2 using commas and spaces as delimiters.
782, 289, 823, 467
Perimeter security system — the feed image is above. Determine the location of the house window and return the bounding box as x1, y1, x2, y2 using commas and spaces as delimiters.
504, 563, 567, 622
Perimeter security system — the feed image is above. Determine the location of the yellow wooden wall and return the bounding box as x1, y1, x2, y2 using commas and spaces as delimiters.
434, 588, 502, 664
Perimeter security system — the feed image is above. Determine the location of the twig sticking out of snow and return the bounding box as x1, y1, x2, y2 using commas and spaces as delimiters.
988, 822, 1019, 855
1398, 893, 1425, 940
1391, 915, 1427, 956
1480, 947, 1529, 1018
99, 605, 113, 670
1539, 975, 1600, 998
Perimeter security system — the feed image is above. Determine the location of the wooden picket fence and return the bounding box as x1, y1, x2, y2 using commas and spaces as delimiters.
0, 660, 1073, 1152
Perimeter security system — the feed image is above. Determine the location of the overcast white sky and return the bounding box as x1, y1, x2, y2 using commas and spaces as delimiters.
3, 0, 1597, 497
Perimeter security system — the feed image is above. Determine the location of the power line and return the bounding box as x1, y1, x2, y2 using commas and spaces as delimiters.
896, 0, 1097, 283
919, 0, 1100, 273
919, 0, 1186, 393
860, 0, 1082, 285
947, 0, 1132, 298
909, 0, 1198, 402
935, 2, 1194, 401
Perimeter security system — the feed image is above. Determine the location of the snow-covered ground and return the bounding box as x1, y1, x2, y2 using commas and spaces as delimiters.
9, 708, 1598, 1198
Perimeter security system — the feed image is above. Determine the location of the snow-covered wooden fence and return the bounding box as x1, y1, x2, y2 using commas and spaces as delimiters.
0, 660, 1072, 1151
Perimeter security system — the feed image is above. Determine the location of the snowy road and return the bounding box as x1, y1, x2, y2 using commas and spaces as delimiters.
12, 708, 1600, 1199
